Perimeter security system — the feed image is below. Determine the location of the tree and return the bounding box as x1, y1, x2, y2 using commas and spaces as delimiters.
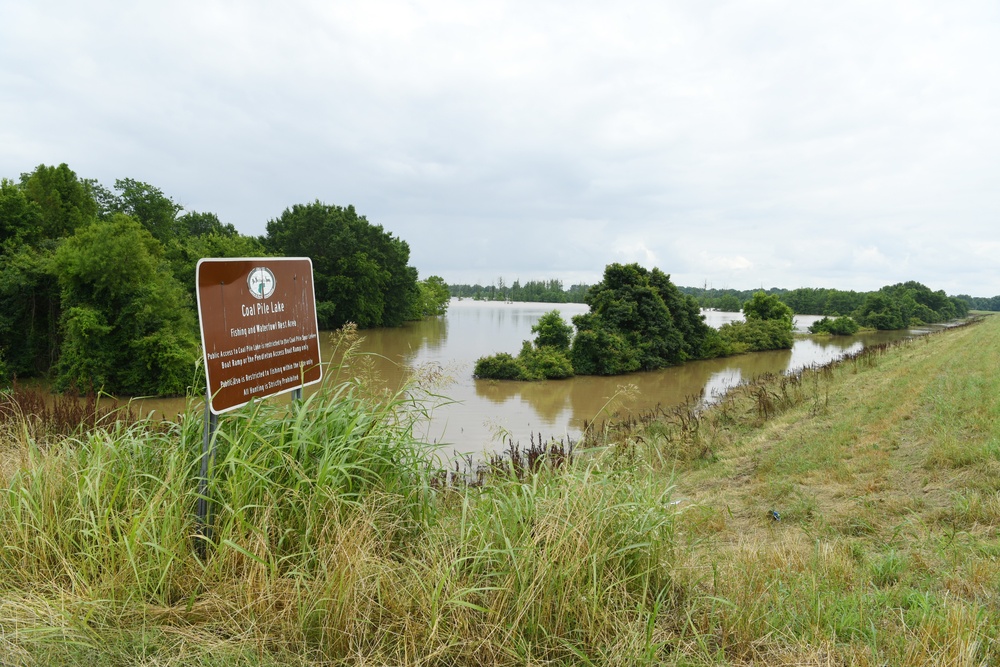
569, 326, 638, 376
1, 176, 66, 377
165, 231, 268, 300
412, 275, 450, 318
19, 164, 98, 240
743, 291, 794, 329
716, 319, 794, 354
648, 268, 713, 361
264, 201, 420, 329
570, 263, 693, 373
95, 178, 183, 243
808, 316, 860, 335
532, 310, 573, 351
0, 178, 43, 249
473, 309, 575, 381
176, 210, 238, 237
0, 245, 61, 377
854, 292, 904, 330
53, 215, 199, 395
474, 352, 527, 380
716, 294, 742, 312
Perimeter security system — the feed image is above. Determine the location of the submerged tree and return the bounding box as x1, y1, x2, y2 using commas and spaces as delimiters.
474, 309, 575, 381
532, 310, 573, 351
742, 291, 794, 329
570, 263, 709, 375
412, 275, 451, 318
809, 316, 860, 335
709, 290, 796, 355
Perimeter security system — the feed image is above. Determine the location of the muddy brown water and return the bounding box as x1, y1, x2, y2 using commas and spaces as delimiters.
110, 300, 917, 456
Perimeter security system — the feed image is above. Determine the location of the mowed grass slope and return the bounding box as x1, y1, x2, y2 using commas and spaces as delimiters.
1, 317, 999, 665
669, 315, 1000, 665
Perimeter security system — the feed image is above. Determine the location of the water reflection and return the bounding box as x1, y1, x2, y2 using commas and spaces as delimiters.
330, 301, 914, 454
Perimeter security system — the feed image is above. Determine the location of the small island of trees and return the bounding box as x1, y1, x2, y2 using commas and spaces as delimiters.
474, 263, 797, 380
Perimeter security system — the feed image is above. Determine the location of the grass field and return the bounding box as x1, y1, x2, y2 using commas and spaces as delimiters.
1, 316, 998, 665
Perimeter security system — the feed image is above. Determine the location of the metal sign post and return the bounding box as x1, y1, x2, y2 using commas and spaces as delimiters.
194, 257, 322, 555
196, 403, 218, 557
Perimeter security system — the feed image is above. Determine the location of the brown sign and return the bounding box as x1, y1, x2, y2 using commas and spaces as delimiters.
196, 258, 323, 414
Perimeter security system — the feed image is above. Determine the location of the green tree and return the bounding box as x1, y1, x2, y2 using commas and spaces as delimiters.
532, 310, 573, 351
854, 292, 904, 330
411, 275, 450, 318
474, 352, 528, 380
95, 178, 183, 243
166, 231, 268, 300
176, 210, 238, 237
808, 316, 860, 335
569, 326, 638, 375
743, 291, 794, 329
264, 201, 419, 329
0, 178, 43, 249
648, 268, 712, 361
53, 215, 198, 395
717, 319, 794, 354
519, 342, 574, 379
570, 263, 694, 373
715, 293, 743, 312
0, 245, 61, 377
825, 290, 865, 316
19, 163, 98, 240
473, 310, 575, 381
0, 176, 67, 377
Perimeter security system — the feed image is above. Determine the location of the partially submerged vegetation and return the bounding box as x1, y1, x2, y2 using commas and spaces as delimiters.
475, 263, 796, 380
2, 315, 998, 664
808, 314, 861, 335
472, 265, 975, 381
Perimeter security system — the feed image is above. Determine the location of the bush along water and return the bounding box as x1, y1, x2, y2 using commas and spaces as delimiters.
475, 263, 797, 380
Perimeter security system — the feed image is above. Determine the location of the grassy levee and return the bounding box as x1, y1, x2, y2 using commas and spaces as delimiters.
1, 316, 999, 664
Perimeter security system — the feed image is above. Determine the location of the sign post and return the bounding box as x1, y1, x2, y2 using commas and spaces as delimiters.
194, 257, 323, 553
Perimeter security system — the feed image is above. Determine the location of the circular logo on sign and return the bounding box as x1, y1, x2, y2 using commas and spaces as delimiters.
248, 267, 276, 299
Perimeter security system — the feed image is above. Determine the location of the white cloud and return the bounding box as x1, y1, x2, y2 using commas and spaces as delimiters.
2, 0, 1000, 295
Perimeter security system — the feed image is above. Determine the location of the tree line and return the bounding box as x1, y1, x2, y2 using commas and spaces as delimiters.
0, 163, 449, 395
452, 279, 993, 319
449, 279, 590, 303
954, 294, 1000, 312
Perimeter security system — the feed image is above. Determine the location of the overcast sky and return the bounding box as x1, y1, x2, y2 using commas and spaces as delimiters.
3, 1, 999, 296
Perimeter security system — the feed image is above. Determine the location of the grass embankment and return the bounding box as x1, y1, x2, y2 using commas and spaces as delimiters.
1, 317, 999, 665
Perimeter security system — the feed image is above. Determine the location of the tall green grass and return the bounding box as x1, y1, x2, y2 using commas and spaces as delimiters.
1, 347, 684, 664
3, 317, 999, 664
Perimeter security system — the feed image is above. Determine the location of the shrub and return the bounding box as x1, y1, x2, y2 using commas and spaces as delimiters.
743, 291, 794, 329
570, 328, 640, 376
474, 352, 529, 380
717, 319, 794, 352
809, 316, 860, 335
532, 310, 573, 351
521, 345, 575, 380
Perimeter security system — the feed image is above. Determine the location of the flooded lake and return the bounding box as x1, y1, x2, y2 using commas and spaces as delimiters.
126, 300, 916, 455
314, 300, 913, 455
